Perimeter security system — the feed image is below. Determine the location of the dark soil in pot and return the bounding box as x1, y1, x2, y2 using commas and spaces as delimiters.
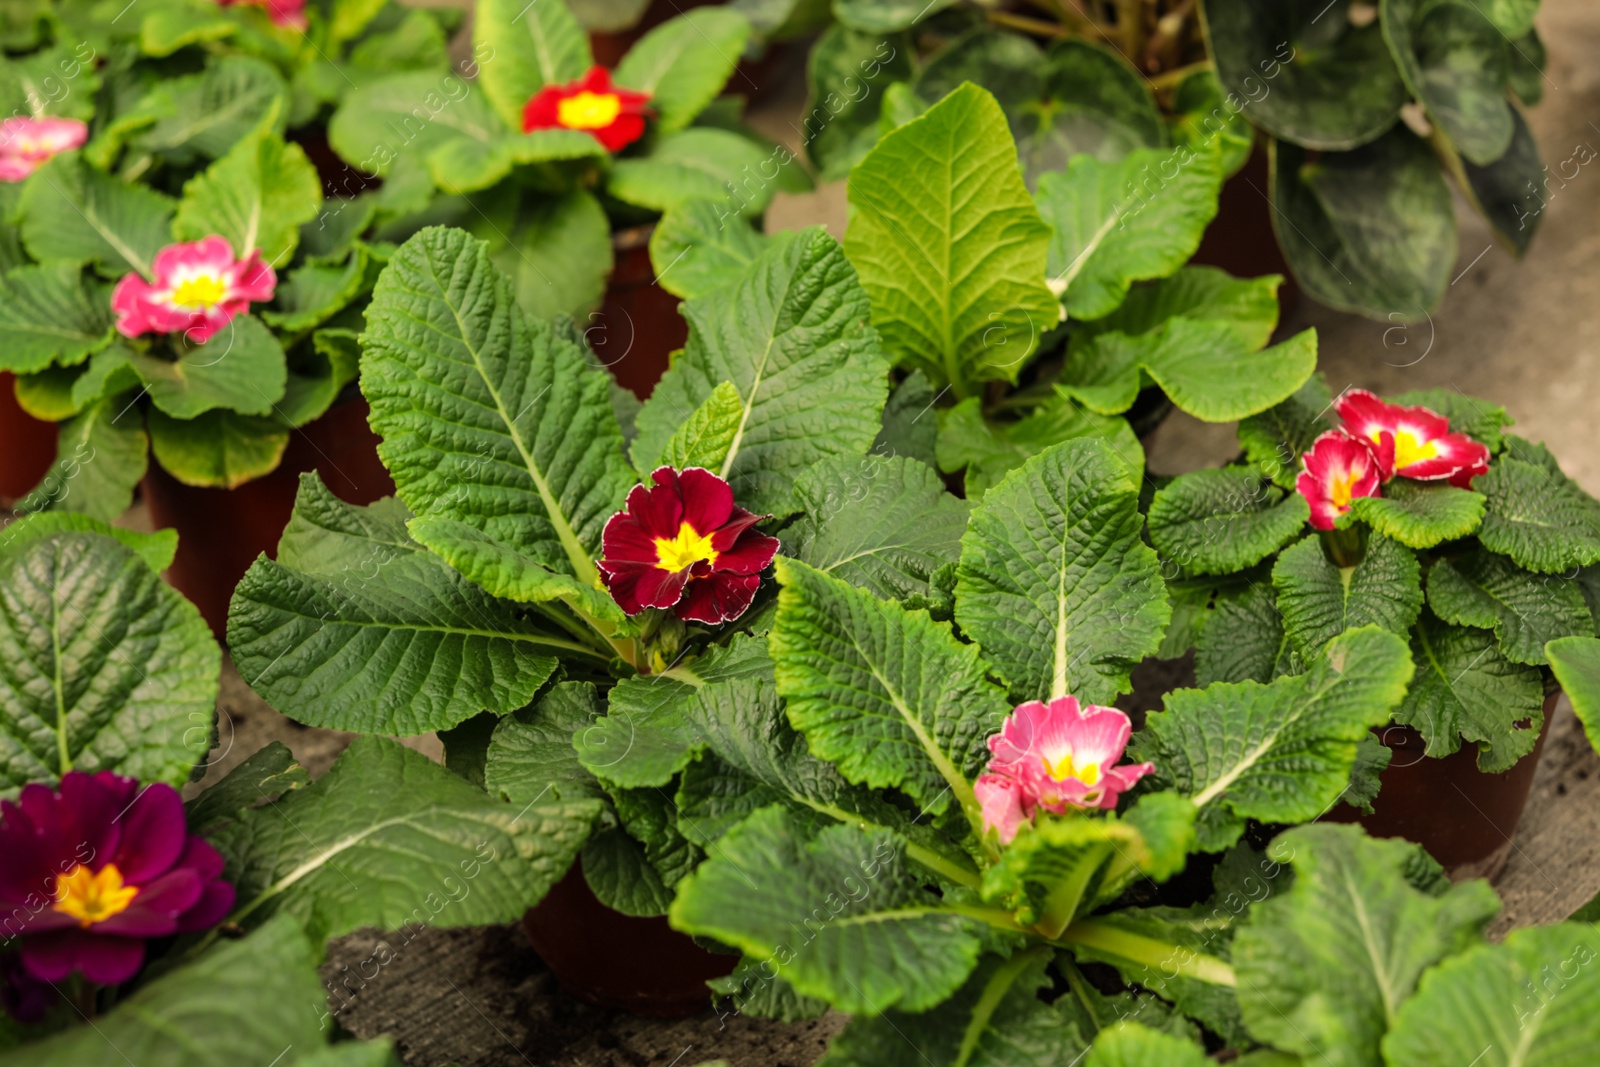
142, 396, 393, 637
599, 225, 688, 400
1192, 147, 1301, 320
0, 371, 59, 505
522, 863, 736, 1018
1327, 690, 1558, 881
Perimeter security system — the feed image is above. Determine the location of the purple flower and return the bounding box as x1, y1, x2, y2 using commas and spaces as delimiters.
0, 773, 235, 987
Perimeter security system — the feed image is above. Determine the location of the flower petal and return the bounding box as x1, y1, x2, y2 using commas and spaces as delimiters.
674, 466, 735, 534
675, 572, 760, 625
110, 784, 187, 884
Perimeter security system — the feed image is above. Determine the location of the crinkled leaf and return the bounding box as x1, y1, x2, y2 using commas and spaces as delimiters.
0, 263, 113, 374
1397, 613, 1544, 772
1149, 468, 1310, 576
649, 200, 789, 300
174, 128, 322, 265
1195, 575, 1296, 686
1428, 550, 1590, 665
581, 827, 674, 917
1475, 457, 1600, 574
485, 681, 608, 806
654, 380, 743, 474
709, 957, 828, 1023
613, 8, 750, 132
19, 153, 175, 277
935, 391, 1143, 500
0, 511, 176, 573
473, 0, 590, 130
1349, 480, 1485, 549
874, 369, 940, 470
1238, 375, 1336, 491
981, 816, 1170, 935
1273, 532, 1424, 659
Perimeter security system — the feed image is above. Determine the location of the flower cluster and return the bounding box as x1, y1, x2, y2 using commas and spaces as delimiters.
111, 236, 276, 344
1297, 389, 1491, 530
598, 466, 780, 625
0, 773, 234, 998
0, 117, 87, 182
974, 696, 1154, 844
522, 66, 652, 151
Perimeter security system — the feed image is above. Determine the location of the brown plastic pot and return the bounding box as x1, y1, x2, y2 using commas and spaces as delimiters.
597, 225, 688, 400
0, 371, 59, 504
1191, 147, 1300, 319
1328, 690, 1558, 881
522, 863, 735, 1017
141, 397, 393, 638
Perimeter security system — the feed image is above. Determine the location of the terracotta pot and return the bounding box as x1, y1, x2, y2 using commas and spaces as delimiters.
1192, 146, 1300, 319
596, 226, 688, 400
141, 397, 393, 637
1328, 690, 1558, 881
0, 371, 59, 504
522, 863, 735, 1017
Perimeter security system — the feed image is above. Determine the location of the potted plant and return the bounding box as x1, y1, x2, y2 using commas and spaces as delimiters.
1147, 375, 1600, 877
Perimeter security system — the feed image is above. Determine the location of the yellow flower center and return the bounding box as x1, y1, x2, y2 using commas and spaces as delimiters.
557, 91, 624, 130
1329, 470, 1359, 510
1374, 428, 1439, 471
654, 521, 719, 573
1044, 752, 1100, 787
171, 274, 227, 310
52, 864, 139, 928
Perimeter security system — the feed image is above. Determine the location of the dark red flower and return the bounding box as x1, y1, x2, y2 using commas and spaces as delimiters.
597, 466, 780, 625
521, 66, 651, 151
0, 773, 235, 987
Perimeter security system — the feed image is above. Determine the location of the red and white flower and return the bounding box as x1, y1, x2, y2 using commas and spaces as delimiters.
977, 696, 1154, 843
216, 0, 306, 29
597, 466, 780, 625
0, 117, 87, 182
1334, 389, 1491, 486
110, 236, 275, 344
1296, 430, 1383, 531
521, 66, 651, 152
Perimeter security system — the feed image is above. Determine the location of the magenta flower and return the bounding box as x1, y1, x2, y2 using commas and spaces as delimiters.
977, 697, 1154, 843
1334, 389, 1490, 487
0, 117, 88, 181
111, 235, 276, 344
216, 0, 306, 28
1296, 429, 1384, 531
0, 773, 235, 987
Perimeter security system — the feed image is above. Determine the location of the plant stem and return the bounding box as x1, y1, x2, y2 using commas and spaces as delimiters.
904, 842, 982, 890
1148, 59, 1213, 90
986, 9, 1076, 39
1054, 919, 1237, 986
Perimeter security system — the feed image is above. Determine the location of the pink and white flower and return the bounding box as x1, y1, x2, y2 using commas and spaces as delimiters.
1334, 389, 1491, 486
977, 696, 1154, 843
0, 117, 88, 182
111, 236, 275, 344
1296, 430, 1383, 531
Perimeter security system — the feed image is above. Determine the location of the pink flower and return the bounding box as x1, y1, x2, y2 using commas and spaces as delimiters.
0, 117, 88, 182
976, 697, 1154, 842
111, 236, 276, 344
216, 0, 306, 29
1334, 389, 1491, 486
1296, 430, 1383, 531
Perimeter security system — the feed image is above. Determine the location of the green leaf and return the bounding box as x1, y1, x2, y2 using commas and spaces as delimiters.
126, 314, 289, 419
614, 8, 751, 132
1476, 457, 1600, 574
668, 806, 988, 1013
0, 915, 326, 1067
1384, 922, 1600, 1066
228, 476, 582, 735
1194, 576, 1295, 686
1204, 0, 1406, 149
649, 200, 789, 300
210, 735, 602, 943
361, 227, 636, 613
472, 0, 591, 130
956, 437, 1169, 704
833, 0, 957, 32
1382, 0, 1513, 165
1012, 39, 1169, 182
173, 129, 322, 266
1233, 824, 1501, 1067
1167, 70, 1255, 177
1078, 266, 1282, 350
1349, 479, 1486, 549
655, 380, 744, 473
326, 72, 518, 184
1271, 131, 1457, 320
29, 394, 148, 522
581, 825, 675, 917
803, 25, 915, 179
1462, 107, 1545, 254
981, 816, 1173, 935
788, 453, 969, 603
1036, 143, 1223, 321
484, 187, 612, 321
0, 510, 176, 573
0, 532, 218, 795
1548, 636, 1600, 757
1397, 613, 1544, 772
1428, 550, 1590, 665
1506, 28, 1546, 106
113, 55, 287, 168
843, 82, 1056, 395
935, 390, 1144, 500
1476, 0, 1537, 37
1085, 1023, 1211, 1067
608, 128, 805, 217
710, 955, 829, 1023
633, 227, 890, 516
185, 741, 308, 832
874, 369, 940, 470
19, 153, 175, 277
1149, 468, 1309, 576
485, 680, 609, 806
0, 263, 113, 373
1238, 375, 1335, 491
1135, 627, 1414, 851
261, 251, 370, 335
1273, 532, 1424, 659
148, 408, 289, 489
772, 557, 1010, 816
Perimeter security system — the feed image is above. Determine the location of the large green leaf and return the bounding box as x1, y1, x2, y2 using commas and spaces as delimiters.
0, 532, 217, 794
1233, 824, 1500, 1067
228, 475, 588, 735
19, 153, 175, 277
1384, 922, 1600, 1066
1548, 636, 1600, 756
0, 263, 113, 374
1076, 267, 1282, 350
1036, 143, 1222, 321
1085, 1023, 1212, 1067
1382, 0, 1513, 165
608, 128, 807, 217
633, 227, 890, 516
1149, 468, 1310, 576
148, 408, 289, 489
1195, 576, 1295, 686
1348, 479, 1486, 549
1134, 627, 1414, 851
1273, 532, 1424, 659
1427, 550, 1590, 665
803, 24, 914, 180
31, 394, 149, 521
649, 199, 790, 300
125, 314, 288, 419
935, 390, 1144, 500
209, 735, 602, 943
613, 8, 750, 132
787, 453, 969, 603
472, 0, 591, 130
1396, 613, 1544, 772
361, 226, 636, 615
173, 128, 322, 266
112, 55, 287, 168
1462, 106, 1545, 254
771, 557, 1010, 817
955, 438, 1169, 704
483, 187, 612, 321
668, 806, 989, 1014
1014, 39, 1168, 181
1475, 457, 1600, 574
843, 82, 1056, 396
485, 680, 609, 806
0, 511, 175, 573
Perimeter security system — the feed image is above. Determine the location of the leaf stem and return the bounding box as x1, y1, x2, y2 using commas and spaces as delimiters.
1147, 59, 1212, 90
1053, 918, 1237, 986
955, 945, 1053, 1067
